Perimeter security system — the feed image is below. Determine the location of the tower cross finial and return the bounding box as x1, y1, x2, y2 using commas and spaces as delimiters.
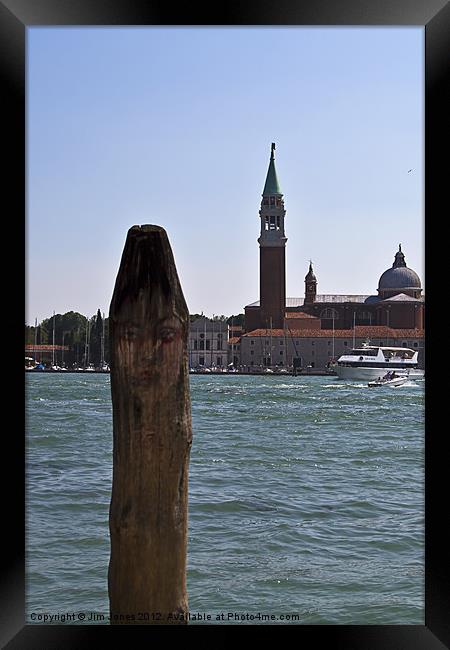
271, 142, 275, 156
393, 243, 406, 268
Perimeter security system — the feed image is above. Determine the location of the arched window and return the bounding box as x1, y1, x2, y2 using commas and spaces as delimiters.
320, 308, 339, 319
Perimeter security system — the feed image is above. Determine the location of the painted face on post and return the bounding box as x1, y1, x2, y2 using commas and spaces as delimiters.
116, 307, 185, 392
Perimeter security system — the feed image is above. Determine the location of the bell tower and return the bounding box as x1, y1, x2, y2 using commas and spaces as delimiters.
304, 261, 317, 304
258, 143, 287, 329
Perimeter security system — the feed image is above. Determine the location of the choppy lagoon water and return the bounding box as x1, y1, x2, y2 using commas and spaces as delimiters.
26, 373, 424, 625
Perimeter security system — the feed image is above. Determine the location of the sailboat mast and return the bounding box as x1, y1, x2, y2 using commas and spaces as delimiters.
52, 311, 55, 366
212, 315, 214, 367
332, 313, 335, 360
204, 318, 207, 367
270, 317, 273, 368
101, 312, 105, 367
353, 311, 356, 348
84, 316, 89, 368
34, 317, 37, 365
87, 318, 91, 366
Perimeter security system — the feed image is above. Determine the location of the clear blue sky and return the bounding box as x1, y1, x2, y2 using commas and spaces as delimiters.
27, 27, 424, 324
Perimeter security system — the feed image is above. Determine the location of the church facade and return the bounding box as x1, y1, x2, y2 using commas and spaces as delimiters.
241, 144, 425, 369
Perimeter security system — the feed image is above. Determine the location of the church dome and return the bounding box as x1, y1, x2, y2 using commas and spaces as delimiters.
378, 267, 421, 290
378, 245, 421, 292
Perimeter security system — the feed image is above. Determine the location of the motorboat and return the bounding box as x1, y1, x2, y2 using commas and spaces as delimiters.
368, 372, 408, 388
334, 342, 423, 381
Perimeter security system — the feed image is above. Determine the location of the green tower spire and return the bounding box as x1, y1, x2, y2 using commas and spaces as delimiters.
262, 142, 282, 196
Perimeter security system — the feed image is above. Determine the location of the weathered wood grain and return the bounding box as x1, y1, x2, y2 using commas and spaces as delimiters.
108, 225, 192, 625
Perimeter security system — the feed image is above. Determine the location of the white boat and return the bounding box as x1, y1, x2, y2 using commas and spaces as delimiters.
368, 373, 408, 388
334, 342, 423, 381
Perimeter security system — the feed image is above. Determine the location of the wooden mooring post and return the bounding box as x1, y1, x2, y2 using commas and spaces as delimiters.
108, 225, 192, 625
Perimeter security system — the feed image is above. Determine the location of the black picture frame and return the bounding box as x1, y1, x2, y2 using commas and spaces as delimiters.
4, 0, 448, 646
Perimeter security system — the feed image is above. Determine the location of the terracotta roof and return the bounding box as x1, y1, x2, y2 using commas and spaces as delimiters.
285, 311, 318, 319
243, 327, 424, 338
353, 326, 425, 337
25, 344, 69, 350
228, 337, 241, 345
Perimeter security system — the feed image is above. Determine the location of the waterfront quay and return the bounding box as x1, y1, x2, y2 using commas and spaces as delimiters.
26, 367, 336, 376
25, 368, 110, 375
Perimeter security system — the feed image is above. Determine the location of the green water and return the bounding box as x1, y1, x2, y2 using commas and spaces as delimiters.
26, 373, 424, 624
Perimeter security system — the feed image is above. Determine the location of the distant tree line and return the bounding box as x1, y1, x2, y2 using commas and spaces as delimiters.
25, 310, 244, 367
25, 309, 109, 368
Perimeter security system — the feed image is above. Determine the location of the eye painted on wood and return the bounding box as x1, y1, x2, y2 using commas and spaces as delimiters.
123, 325, 139, 341
159, 326, 177, 343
